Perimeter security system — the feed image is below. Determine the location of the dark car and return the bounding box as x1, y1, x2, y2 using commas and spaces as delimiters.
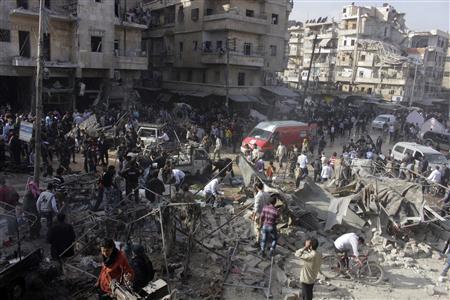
419, 131, 450, 152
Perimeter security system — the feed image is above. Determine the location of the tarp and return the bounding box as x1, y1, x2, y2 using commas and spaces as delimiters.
421, 117, 446, 134
229, 95, 261, 103
325, 196, 353, 230
249, 109, 268, 122
261, 86, 299, 98
406, 110, 425, 127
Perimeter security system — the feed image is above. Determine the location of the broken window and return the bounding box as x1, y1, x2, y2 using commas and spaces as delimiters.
18, 30, 30, 58
191, 8, 199, 21
238, 72, 245, 86
243, 43, 252, 56
91, 36, 102, 52
0, 29, 11, 43
17, 0, 28, 9
272, 14, 279, 24
270, 45, 277, 56
246, 10, 254, 17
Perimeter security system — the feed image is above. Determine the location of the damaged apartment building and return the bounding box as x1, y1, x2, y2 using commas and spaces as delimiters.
142, 0, 294, 106
285, 3, 449, 104
283, 21, 303, 89
0, 0, 148, 111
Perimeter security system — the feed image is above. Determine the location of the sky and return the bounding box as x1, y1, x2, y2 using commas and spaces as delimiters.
290, 0, 450, 32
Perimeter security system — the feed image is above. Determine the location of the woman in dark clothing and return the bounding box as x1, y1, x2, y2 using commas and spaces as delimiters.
130, 244, 154, 292
23, 180, 41, 239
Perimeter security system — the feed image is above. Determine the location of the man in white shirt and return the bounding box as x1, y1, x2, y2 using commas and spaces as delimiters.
426, 166, 442, 193
204, 178, 222, 204
297, 151, 309, 179
320, 153, 327, 165
213, 136, 222, 161
320, 161, 334, 183
172, 169, 185, 190
334, 232, 365, 267
36, 183, 59, 230
252, 181, 269, 246
275, 142, 287, 169
159, 131, 170, 142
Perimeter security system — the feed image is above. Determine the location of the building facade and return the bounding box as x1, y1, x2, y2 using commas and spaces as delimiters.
283, 21, 303, 89
142, 0, 293, 101
0, 0, 147, 111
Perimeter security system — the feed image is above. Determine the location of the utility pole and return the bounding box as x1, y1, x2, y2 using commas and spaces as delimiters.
301, 33, 317, 109
33, 0, 44, 184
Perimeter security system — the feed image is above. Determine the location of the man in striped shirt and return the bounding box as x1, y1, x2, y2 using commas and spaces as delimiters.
259, 197, 279, 258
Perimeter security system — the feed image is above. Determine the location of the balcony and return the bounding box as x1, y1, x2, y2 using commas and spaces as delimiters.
114, 18, 148, 30
335, 75, 352, 82
339, 29, 358, 36
11, 56, 77, 68
143, 23, 175, 38
10, 7, 76, 22
303, 48, 337, 54
355, 77, 380, 84
203, 13, 267, 35
201, 51, 264, 68
114, 50, 148, 70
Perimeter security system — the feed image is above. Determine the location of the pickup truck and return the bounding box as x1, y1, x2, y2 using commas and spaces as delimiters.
170, 146, 212, 177
137, 123, 180, 153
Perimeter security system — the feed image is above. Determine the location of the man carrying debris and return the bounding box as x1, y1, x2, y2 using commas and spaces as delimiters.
259, 196, 279, 258
97, 238, 135, 298
334, 233, 365, 268
295, 238, 322, 300
252, 181, 269, 247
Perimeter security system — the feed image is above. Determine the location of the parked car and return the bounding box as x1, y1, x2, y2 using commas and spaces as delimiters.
391, 142, 448, 169
418, 130, 450, 152
371, 114, 397, 130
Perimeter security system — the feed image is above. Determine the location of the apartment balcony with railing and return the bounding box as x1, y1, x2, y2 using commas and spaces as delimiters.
11, 56, 77, 68
10, 0, 77, 22
201, 49, 264, 67
113, 49, 148, 70
203, 11, 267, 35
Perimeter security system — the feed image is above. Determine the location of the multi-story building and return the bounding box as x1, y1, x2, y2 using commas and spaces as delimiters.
142, 0, 293, 102
300, 17, 338, 89
0, 0, 147, 111
283, 21, 303, 89
443, 35, 450, 95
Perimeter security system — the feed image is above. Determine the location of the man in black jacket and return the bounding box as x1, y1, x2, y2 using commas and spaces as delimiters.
47, 213, 76, 260
130, 244, 154, 292
145, 171, 165, 203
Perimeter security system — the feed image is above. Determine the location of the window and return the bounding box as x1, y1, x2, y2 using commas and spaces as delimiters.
187, 69, 192, 82
205, 8, 213, 16
0, 29, 11, 42
238, 72, 245, 86
191, 8, 199, 21
360, 55, 365, 61
444, 72, 450, 77
114, 40, 119, 56
17, 0, 28, 9
351, 40, 355, 46
204, 41, 212, 52
18, 31, 30, 58
384, 27, 388, 37
179, 42, 183, 55
43, 33, 50, 61
91, 36, 102, 52
360, 87, 365, 92
193, 41, 198, 50
178, 6, 184, 22
270, 45, 277, 56
246, 10, 254, 17
45, 0, 50, 9
394, 145, 405, 154
214, 71, 220, 82
216, 40, 222, 51
202, 70, 206, 83
389, 90, 395, 95
358, 71, 364, 77
343, 8, 347, 13
95, 0, 102, 2
272, 14, 279, 25
342, 56, 346, 62
343, 40, 347, 46
352, 23, 357, 29
243, 43, 252, 56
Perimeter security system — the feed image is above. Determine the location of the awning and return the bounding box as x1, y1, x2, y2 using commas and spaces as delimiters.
319, 38, 331, 47
173, 90, 211, 98
261, 86, 299, 98
229, 95, 261, 103
156, 93, 172, 102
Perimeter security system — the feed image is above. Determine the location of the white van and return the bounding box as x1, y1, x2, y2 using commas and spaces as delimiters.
391, 142, 448, 169
371, 114, 397, 130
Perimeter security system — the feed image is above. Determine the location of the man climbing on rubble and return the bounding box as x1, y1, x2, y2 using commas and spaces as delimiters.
259, 196, 279, 258
252, 181, 270, 248
334, 233, 365, 268
97, 238, 135, 298
295, 238, 322, 300
47, 213, 76, 260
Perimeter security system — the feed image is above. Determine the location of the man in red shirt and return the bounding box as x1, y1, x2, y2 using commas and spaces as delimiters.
97, 238, 135, 297
259, 196, 279, 258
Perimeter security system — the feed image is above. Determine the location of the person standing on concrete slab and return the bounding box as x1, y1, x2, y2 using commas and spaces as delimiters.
295, 238, 322, 300
259, 196, 279, 258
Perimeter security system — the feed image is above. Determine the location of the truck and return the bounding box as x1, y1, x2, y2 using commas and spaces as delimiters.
137, 123, 180, 153
169, 144, 212, 177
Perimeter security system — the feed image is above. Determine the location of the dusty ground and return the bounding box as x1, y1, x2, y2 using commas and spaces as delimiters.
1, 131, 449, 300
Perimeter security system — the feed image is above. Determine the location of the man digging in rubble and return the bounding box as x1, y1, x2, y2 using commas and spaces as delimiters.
259, 196, 279, 258
295, 238, 322, 300
252, 181, 269, 248
334, 233, 365, 269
